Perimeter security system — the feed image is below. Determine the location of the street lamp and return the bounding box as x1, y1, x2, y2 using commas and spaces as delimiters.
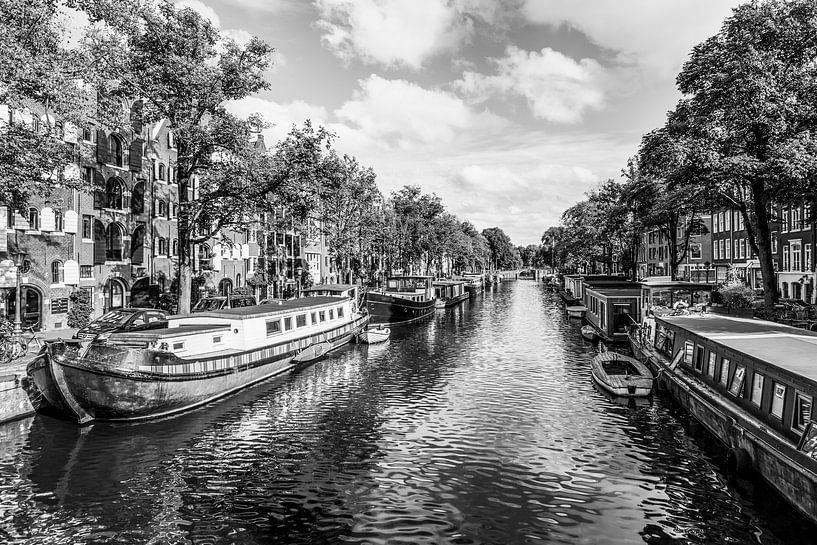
295, 265, 303, 298
10, 249, 27, 337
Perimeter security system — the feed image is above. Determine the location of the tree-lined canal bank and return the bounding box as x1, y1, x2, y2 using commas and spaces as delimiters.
0, 281, 813, 544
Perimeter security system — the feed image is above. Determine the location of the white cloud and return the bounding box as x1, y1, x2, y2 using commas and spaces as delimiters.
314, 0, 472, 69
225, 97, 330, 146
224, 0, 300, 12
176, 0, 221, 27
456, 46, 606, 123
335, 75, 506, 149
521, 0, 740, 77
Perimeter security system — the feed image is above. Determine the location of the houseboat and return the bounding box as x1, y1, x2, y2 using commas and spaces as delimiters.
582, 281, 641, 342
630, 314, 817, 526
27, 295, 368, 423
364, 275, 436, 324
433, 280, 470, 308
461, 273, 485, 293
639, 277, 714, 321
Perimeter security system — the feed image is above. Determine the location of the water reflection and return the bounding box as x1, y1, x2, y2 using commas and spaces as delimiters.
0, 282, 814, 544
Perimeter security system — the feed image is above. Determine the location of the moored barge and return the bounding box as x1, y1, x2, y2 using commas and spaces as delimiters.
28, 295, 368, 423
433, 280, 470, 308
364, 275, 436, 324
630, 314, 817, 526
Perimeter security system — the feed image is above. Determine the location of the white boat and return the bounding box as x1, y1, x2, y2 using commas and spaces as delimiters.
591, 351, 654, 397
359, 325, 390, 344
580, 325, 599, 342
566, 305, 587, 318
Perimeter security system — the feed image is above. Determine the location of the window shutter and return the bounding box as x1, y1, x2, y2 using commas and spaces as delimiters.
129, 138, 143, 171
132, 226, 144, 264
130, 100, 143, 133
93, 220, 107, 264
96, 129, 110, 164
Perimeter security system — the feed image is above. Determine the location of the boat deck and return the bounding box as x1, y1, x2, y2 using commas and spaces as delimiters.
178, 296, 346, 320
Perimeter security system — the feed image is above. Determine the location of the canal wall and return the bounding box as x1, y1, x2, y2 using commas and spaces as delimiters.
0, 366, 35, 425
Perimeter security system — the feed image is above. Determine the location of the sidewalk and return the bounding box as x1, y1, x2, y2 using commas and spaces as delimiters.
1, 328, 78, 375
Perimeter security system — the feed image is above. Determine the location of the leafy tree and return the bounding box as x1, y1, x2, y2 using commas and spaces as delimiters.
85, 0, 277, 313
671, 0, 817, 307
388, 186, 445, 273
67, 289, 93, 329
481, 227, 520, 270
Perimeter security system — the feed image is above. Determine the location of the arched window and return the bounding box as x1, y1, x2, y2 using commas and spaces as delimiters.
109, 134, 123, 167
106, 223, 123, 261
236, 273, 241, 287
108, 279, 124, 309
172, 239, 178, 256
28, 207, 39, 230
164, 200, 170, 219
131, 181, 145, 214
51, 260, 64, 284
158, 200, 166, 217
106, 178, 125, 209
158, 163, 165, 181
158, 237, 168, 256
198, 243, 212, 270
54, 209, 63, 231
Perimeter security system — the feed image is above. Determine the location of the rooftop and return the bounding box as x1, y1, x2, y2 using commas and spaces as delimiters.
660, 315, 817, 382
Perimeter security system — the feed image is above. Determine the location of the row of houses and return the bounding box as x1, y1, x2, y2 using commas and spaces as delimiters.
637, 204, 816, 303
2, 102, 339, 332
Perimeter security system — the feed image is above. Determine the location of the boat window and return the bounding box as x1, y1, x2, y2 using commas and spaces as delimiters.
319, 311, 326, 322
97, 310, 133, 324
213, 335, 222, 344
337, 307, 344, 318
311, 312, 317, 324
683, 341, 694, 365
771, 382, 786, 419
706, 352, 716, 379
694, 345, 705, 372
329, 309, 334, 320
266, 320, 281, 336
728, 365, 745, 397
719, 358, 730, 387
654, 325, 675, 357
296, 314, 307, 327
797, 421, 817, 460
751, 372, 764, 407
793, 391, 813, 432
284, 317, 293, 331
173, 341, 185, 351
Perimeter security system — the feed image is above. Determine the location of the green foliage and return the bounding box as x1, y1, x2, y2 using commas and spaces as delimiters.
481, 227, 520, 270
67, 289, 93, 329
718, 282, 755, 311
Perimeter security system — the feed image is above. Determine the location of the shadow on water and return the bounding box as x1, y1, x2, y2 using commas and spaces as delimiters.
0, 282, 814, 544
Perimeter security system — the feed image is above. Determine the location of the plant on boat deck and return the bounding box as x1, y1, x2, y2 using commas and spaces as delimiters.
718, 282, 755, 311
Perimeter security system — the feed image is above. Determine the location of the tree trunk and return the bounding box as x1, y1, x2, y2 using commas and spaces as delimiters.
178, 257, 193, 314
177, 176, 193, 314
750, 181, 779, 308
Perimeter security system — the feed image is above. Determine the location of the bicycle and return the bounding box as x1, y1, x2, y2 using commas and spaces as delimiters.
0, 322, 43, 363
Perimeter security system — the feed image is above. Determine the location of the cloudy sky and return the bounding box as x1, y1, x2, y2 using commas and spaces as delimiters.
181, 0, 741, 245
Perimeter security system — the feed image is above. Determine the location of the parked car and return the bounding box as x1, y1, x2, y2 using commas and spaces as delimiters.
74, 308, 168, 340
191, 295, 256, 313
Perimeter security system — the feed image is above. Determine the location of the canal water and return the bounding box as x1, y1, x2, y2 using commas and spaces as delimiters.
0, 281, 814, 544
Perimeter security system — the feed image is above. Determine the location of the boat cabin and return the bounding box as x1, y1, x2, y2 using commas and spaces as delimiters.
640, 278, 714, 321
302, 284, 359, 303
582, 281, 641, 342
433, 280, 467, 301
654, 314, 817, 449
384, 275, 434, 302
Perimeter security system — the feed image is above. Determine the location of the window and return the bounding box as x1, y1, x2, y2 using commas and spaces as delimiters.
792, 241, 802, 271
82, 215, 92, 239
719, 358, 730, 387
783, 245, 791, 271
706, 352, 716, 379
792, 207, 801, 230
106, 223, 123, 261
284, 317, 292, 331
694, 345, 705, 372
807, 245, 813, 272
329, 309, 334, 320
54, 209, 63, 232
109, 134, 123, 167
683, 341, 694, 365
28, 207, 39, 230
714, 240, 720, 260
783, 209, 790, 232
173, 341, 185, 351
793, 391, 813, 432
80, 265, 93, 279
82, 127, 92, 141
158, 163, 165, 181
771, 383, 786, 419
172, 239, 178, 256
51, 260, 64, 283
319, 311, 326, 322
311, 312, 317, 324
724, 210, 731, 231
158, 200, 166, 217
337, 307, 344, 318
751, 372, 764, 407
296, 314, 307, 327
690, 244, 702, 260
714, 213, 720, 233
725, 238, 731, 259
266, 320, 281, 336
728, 365, 745, 397
772, 236, 778, 254
106, 178, 124, 209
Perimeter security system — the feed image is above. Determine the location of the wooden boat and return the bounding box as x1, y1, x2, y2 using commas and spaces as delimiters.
629, 314, 817, 527
359, 324, 390, 344
591, 351, 654, 397
27, 295, 368, 423
566, 305, 587, 319
433, 280, 470, 308
460, 273, 485, 292
581, 325, 599, 342
365, 275, 436, 325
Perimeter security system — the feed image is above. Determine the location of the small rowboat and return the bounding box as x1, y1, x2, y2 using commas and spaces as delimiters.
359, 325, 391, 344
591, 351, 654, 397
566, 305, 587, 319
580, 325, 599, 342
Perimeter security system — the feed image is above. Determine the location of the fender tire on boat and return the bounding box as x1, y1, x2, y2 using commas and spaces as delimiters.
726, 447, 752, 476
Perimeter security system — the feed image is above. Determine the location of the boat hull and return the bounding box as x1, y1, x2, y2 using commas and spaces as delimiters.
628, 332, 817, 527
359, 328, 390, 344
28, 317, 367, 423
590, 352, 654, 398
365, 291, 435, 324
580, 326, 599, 342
